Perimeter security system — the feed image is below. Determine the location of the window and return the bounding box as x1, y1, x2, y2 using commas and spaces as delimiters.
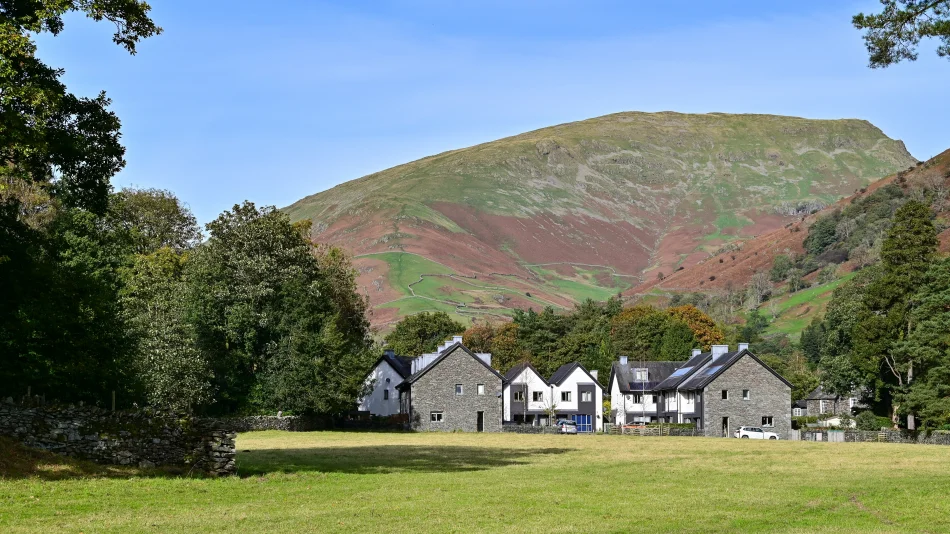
581, 391, 592, 402
561, 391, 572, 402
532, 391, 543, 402
820, 400, 828, 414
742, 390, 750, 400
632, 393, 643, 404
430, 412, 443, 422
383, 389, 389, 400
455, 384, 463, 396
721, 390, 729, 400
385, 377, 391, 384
634, 368, 648, 381
513, 390, 525, 402
476, 384, 485, 396
650, 395, 658, 404
849, 397, 857, 408
762, 416, 773, 427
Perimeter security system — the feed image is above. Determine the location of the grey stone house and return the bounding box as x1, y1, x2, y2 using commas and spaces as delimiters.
651, 344, 793, 438
805, 386, 863, 417
397, 341, 505, 432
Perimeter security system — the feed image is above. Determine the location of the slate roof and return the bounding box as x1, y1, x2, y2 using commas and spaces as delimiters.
677, 350, 793, 390
653, 352, 713, 391
610, 360, 680, 393
397, 342, 506, 390
549, 362, 604, 389
505, 361, 548, 385
379, 351, 413, 379
806, 386, 841, 400
793, 399, 808, 409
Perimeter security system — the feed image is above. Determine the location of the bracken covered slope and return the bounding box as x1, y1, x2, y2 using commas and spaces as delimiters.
284, 112, 916, 328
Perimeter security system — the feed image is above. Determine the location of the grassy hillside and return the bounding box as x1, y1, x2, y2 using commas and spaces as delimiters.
5, 431, 950, 532
284, 112, 916, 328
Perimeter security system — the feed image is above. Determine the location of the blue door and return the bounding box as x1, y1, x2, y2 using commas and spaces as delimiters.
572, 414, 592, 433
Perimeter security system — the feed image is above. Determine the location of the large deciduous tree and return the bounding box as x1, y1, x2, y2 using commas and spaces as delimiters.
384, 311, 466, 357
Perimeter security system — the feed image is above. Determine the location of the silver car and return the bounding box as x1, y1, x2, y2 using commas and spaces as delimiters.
554, 419, 578, 434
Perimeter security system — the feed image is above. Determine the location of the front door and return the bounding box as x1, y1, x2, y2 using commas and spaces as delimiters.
722, 417, 729, 437
476, 411, 484, 432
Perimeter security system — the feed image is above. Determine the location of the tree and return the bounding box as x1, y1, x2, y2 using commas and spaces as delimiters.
1, 0, 161, 214
853, 1, 950, 68
800, 317, 826, 365
488, 322, 527, 372
384, 311, 465, 357
610, 306, 671, 360
658, 320, 697, 360
107, 188, 201, 253
745, 271, 772, 309
851, 200, 937, 427
894, 258, 950, 428
120, 248, 210, 413
667, 305, 724, 351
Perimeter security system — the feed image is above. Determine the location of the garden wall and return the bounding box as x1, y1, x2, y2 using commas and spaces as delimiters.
0, 400, 235, 476
800, 429, 950, 445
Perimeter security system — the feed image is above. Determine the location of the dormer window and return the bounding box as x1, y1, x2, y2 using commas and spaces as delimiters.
634, 368, 648, 381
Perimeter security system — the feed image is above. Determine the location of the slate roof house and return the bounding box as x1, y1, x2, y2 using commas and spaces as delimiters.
504, 362, 604, 432
806, 386, 863, 417
610, 344, 792, 438
358, 349, 413, 416
608, 358, 679, 425
395, 336, 506, 432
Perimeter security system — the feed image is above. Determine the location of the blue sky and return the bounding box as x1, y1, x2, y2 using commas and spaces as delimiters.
36, 1, 950, 224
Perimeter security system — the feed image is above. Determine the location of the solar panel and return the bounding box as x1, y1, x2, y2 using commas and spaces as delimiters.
668, 368, 691, 377
699, 365, 722, 377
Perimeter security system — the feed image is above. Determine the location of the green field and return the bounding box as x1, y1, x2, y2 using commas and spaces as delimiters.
763, 273, 856, 339
4, 431, 950, 532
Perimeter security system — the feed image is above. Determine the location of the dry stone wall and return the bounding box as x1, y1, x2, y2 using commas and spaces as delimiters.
0, 400, 235, 476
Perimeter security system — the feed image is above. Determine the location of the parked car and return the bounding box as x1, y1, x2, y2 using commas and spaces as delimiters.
734, 426, 779, 440
554, 419, 578, 434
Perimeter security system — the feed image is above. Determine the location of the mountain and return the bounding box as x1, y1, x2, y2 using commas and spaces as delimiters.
284, 111, 917, 329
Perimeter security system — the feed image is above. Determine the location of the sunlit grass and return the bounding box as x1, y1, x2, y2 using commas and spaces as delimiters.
3, 431, 950, 532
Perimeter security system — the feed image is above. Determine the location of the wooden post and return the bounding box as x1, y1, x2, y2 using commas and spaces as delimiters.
111, 390, 116, 412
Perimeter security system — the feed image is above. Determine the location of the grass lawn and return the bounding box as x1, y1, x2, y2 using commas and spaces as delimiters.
4, 432, 950, 533
763, 273, 856, 340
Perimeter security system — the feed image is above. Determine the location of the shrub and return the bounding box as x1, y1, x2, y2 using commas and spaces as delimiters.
855, 411, 882, 431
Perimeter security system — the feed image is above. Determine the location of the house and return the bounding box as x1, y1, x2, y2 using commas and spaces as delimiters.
504, 361, 605, 432
792, 399, 808, 417
805, 386, 863, 417
657, 343, 792, 438
503, 362, 551, 426
609, 344, 792, 438
396, 337, 505, 432
608, 357, 679, 425
358, 349, 413, 416
548, 362, 604, 432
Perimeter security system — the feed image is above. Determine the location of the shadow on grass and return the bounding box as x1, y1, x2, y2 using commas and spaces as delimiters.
237, 445, 571, 476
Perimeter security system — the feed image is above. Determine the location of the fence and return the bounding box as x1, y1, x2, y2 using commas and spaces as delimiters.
798, 429, 950, 445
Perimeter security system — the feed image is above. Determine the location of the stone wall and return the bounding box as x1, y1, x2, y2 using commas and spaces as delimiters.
802, 429, 950, 445
218, 415, 330, 432
703, 354, 792, 438
410, 347, 504, 432
0, 401, 235, 476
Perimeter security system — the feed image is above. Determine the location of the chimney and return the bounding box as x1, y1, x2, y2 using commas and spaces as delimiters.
383, 349, 395, 358
452, 335, 463, 344
691, 348, 702, 357
620, 355, 628, 366
711, 345, 729, 359
590, 370, 599, 381
738, 342, 750, 352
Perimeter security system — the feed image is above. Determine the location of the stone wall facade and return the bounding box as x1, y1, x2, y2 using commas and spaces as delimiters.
702, 355, 791, 439
408, 347, 503, 432
0, 401, 235, 476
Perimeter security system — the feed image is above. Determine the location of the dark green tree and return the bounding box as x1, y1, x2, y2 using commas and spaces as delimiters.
658, 320, 697, 361
383, 311, 465, 357
851, 200, 937, 427
853, 1, 950, 68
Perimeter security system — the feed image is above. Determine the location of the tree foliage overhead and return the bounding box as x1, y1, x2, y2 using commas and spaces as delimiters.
1, 0, 161, 213
854, 1, 950, 68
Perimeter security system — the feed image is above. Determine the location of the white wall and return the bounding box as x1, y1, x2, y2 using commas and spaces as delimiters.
357, 361, 403, 416
506, 367, 551, 422
553, 367, 603, 431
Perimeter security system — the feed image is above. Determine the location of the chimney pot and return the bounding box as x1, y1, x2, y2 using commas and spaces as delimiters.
711, 344, 729, 358
452, 335, 463, 344
691, 348, 702, 357
738, 342, 750, 352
